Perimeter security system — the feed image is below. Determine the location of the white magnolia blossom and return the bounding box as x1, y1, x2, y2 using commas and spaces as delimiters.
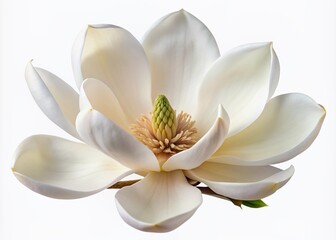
13, 10, 325, 232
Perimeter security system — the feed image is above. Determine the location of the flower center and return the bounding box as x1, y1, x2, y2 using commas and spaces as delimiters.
130, 95, 198, 155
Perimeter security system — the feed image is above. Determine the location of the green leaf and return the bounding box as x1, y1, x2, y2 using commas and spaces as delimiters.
242, 199, 268, 208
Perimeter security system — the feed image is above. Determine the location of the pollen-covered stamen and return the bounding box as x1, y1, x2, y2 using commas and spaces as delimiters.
130, 95, 198, 155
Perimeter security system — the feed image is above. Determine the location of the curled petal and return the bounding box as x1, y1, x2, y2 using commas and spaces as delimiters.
79, 78, 129, 130
25, 61, 80, 138
76, 109, 160, 171
163, 105, 229, 171
211, 93, 326, 166
143, 9, 220, 114
13, 135, 133, 199
196, 43, 279, 136
185, 162, 294, 200
72, 25, 152, 120
115, 170, 202, 232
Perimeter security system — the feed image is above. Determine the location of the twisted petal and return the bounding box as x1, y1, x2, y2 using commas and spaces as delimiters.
211, 93, 326, 166
76, 109, 160, 171
196, 43, 279, 136
79, 78, 129, 130
143, 9, 220, 114
185, 162, 294, 200
13, 135, 132, 199
162, 105, 229, 171
72, 25, 152, 120
25, 61, 80, 138
115, 170, 202, 232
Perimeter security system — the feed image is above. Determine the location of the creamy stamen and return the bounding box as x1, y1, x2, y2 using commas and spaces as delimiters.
130, 95, 198, 155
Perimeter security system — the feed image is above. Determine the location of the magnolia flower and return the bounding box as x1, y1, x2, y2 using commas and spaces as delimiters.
13, 10, 325, 232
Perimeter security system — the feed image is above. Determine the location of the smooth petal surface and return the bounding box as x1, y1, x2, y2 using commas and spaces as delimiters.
185, 162, 294, 200
79, 78, 129, 130
25, 61, 80, 138
76, 109, 160, 171
163, 105, 229, 171
72, 25, 152, 120
211, 93, 326, 166
196, 43, 279, 136
13, 135, 133, 199
115, 170, 202, 232
143, 9, 220, 114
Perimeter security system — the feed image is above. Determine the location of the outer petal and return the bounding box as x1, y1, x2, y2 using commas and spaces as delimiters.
143, 9, 220, 114
185, 162, 294, 200
196, 43, 279, 136
162, 105, 229, 171
211, 93, 326, 166
76, 109, 160, 171
72, 25, 152, 121
79, 78, 129, 130
13, 135, 133, 199
25, 61, 80, 138
115, 170, 202, 232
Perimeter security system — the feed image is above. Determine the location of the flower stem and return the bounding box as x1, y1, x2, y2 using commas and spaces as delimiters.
109, 180, 140, 189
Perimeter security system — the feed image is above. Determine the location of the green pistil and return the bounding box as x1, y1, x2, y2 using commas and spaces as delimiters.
152, 95, 177, 140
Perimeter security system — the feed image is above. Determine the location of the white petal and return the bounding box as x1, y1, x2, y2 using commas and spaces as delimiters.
211, 93, 326, 166
268, 47, 280, 98
13, 135, 133, 199
72, 28, 87, 89
185, 162, 294, 200
79, 78, 129, 130
163, 105, 229, 171
115, 170, 202, 232
196, 43, 279, 137
143, 9, 220, 114
25, 61, 80, 138
76, 109, 160, 171
72, 25, 152, 121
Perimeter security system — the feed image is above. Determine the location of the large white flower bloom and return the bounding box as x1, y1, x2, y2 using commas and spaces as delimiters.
13, 10, 325, 232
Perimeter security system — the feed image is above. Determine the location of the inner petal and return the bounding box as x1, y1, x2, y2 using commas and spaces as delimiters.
143, 10, 220, 115
79, 78, 130, 131
75, 25, 153, 121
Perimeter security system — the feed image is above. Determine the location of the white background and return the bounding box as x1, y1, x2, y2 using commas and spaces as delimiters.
1, 0, 335, 239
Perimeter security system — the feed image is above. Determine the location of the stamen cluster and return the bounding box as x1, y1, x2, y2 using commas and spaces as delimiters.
130, 95, 197, 154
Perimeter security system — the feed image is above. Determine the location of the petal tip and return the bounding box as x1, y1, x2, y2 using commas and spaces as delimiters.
25, 60, 35, 72
288, 165, 295, 175
170, 8, 194, 20
177, 8, 186, 14
254, 42, 273, 51
319, 104, 327, 116
87, 24, 120, 30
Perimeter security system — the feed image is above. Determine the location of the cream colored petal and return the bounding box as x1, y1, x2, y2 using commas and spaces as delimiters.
162, 105, 229, 171
115, 170, 202, 232
211, 93, 326, 166
195, 43, 279, 136
79, 78, 129, 130
143, 9, 220, 114
76, 109, 160, 171
72, 25, 152, 121
185, 162, 294, 200
26, 61, 80, 138
13, 135, 133, 199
